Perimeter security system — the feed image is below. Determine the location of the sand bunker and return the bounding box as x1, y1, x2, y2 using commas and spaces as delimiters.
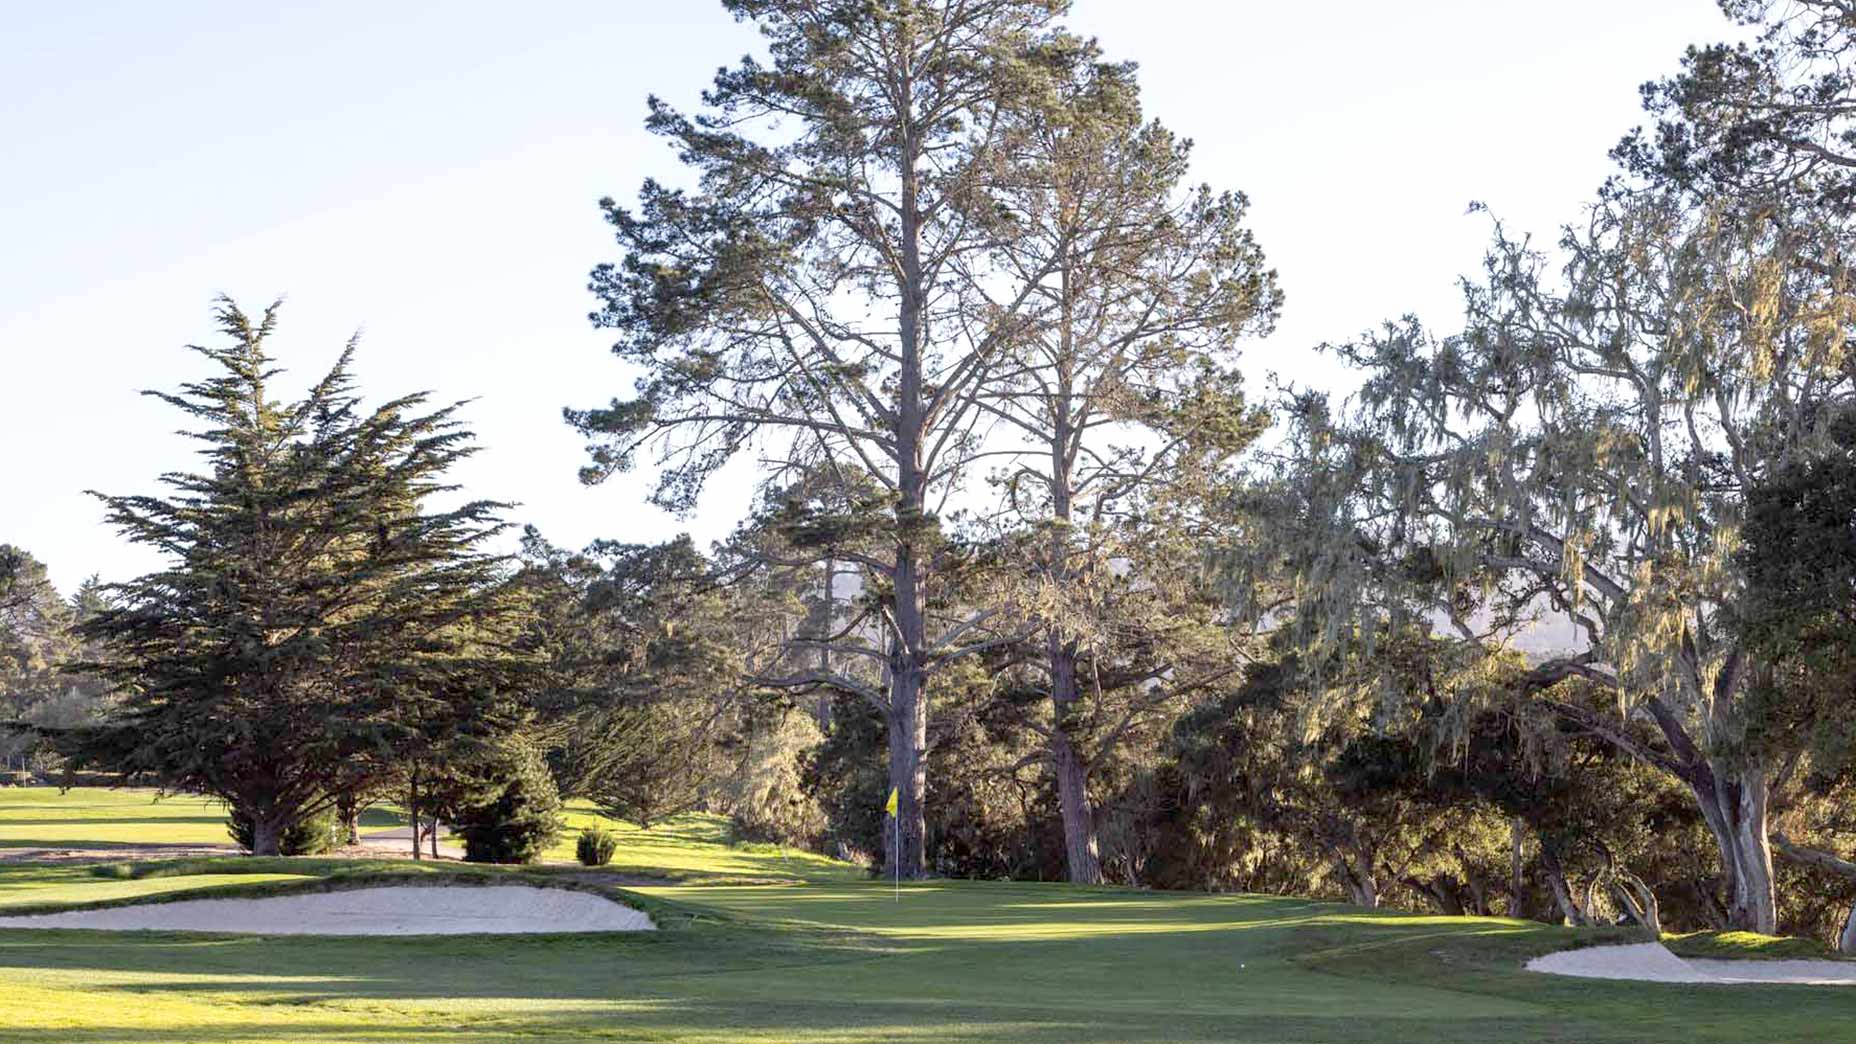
1528, 942, 1856, 985
0, 885, 654, 935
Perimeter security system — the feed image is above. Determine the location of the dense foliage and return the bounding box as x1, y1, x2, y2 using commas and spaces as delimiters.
52, 300, 534, 855
454, 739, 564, 864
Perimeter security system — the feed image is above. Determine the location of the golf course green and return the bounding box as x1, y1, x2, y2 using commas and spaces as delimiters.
0, 788, 1850, 1042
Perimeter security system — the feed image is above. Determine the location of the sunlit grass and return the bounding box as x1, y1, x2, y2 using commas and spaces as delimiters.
0, 788, 234, 848
3, 790, 1854, 1042
544, 802, 862, 882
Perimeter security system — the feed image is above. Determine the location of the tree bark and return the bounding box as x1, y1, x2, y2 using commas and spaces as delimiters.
1038, 296, 1105, 886
813, 558, 837, 733
250, 813, 283, 858
1402, 874, 1466, 916
1689, 763, 1778, 934
883, 110, 930, 883
1509, 817, 1529, 917
1608, 871, 1662, 939
337, 792, 360, 847
1538, 835, 1587, 926
884, 663, 929, 880
408, 769, 421, 862
1333, 851, 1378, 907
1050, 638, 1103, 884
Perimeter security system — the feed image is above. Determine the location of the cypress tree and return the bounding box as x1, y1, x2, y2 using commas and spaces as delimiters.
72, 298, 526, 856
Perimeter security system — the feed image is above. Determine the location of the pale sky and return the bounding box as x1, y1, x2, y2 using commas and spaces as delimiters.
2, 0, 1734, 594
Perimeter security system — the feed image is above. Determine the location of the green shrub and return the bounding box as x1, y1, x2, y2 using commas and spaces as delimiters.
576, 825, 619, 866
227, 803, 339, 855
456, 743, 564, 864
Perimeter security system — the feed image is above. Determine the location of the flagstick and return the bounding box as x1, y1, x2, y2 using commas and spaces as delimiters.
893, 812, 900, 903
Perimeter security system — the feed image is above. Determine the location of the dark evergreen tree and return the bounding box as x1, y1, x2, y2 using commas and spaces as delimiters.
70, 299, 526, 856
1740, 409, 1856, 951
453, 737, 564, 864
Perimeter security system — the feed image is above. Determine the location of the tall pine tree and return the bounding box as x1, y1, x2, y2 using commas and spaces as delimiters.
569, 0, 1077, 876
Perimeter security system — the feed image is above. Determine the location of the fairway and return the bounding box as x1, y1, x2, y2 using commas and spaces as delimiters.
0, 790, 1852, 1042
0, 788, 236, 850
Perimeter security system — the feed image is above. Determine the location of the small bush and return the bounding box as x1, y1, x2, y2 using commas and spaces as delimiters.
576, 826, 619, 866
228, 803, 339, 855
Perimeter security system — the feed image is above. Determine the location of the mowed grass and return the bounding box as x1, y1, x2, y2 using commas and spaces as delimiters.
0, 786, 856, 882
0, 789, 1851, 1042
0, 787, 237, 849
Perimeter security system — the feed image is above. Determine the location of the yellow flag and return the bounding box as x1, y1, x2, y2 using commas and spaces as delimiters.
884, 787, 898, 817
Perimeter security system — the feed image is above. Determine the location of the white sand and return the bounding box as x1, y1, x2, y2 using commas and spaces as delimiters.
0, 885, 654, 935
1527, 942, 1856, 985
1527, 942, 1717, 983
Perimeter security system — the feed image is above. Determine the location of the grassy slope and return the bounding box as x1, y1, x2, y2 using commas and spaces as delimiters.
0, 788, 1851, 1043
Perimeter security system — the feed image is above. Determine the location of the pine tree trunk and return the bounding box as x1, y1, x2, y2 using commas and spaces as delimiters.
884, 127, 930, 883
884, 668, 928, 880
1040, 324, 1104, 886
1049, 639, 1103, 884
1052, 728, 1102, 885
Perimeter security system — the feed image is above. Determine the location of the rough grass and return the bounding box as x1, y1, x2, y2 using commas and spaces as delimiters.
2, 789, 1853, 1042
